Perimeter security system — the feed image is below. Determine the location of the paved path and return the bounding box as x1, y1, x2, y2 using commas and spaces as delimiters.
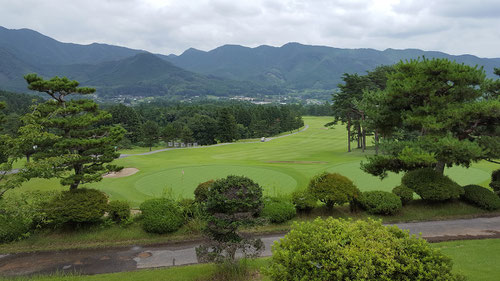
1, 215, 500, 277
119, 125, 309, 158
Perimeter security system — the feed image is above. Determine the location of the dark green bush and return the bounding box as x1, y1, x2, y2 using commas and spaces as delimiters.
402, 168, 464, 201
392, 185, 414, 205
108, 200, 131, 223
0, 214, 31, 243
260, 197, 296, 223
46, 188, 108, 226
140, 198, 184, 234
291, 190, 317, 212
194, 180, 214, 203
265, 218, 464, 281
359, 191, 402, 215
462, 185, 500, 211
178, 198, 200, 218
307, 172, 360, 209
490, 169, 500, 194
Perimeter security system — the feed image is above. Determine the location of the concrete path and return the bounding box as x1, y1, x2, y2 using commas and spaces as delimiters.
1, 215, 500, 277
119, 125, 309, 158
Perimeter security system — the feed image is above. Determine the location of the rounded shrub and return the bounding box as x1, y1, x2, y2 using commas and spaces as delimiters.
260, 197, 296, 223
462, 185, 500, 211
358, 191, 402, 215
140, 198, 184, 234
402, 168, 464, 201
194, 180, 214, 203
46, 188, 108, 226
307, 172, 360, 208
0, 214, 31, 243
265, 218, 464, 281
392, 184, 414, 205
490, 169, 500, 195
108, 200, 131, 223
291, 190, 317, 212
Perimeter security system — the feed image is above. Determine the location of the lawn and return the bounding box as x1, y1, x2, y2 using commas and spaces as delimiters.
13, 116, 496, 207
5, 239, 500, 281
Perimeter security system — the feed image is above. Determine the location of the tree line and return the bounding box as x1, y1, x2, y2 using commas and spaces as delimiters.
330, 58, 500, 177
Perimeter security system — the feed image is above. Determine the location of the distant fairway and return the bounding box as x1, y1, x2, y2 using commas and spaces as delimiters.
15, 116, 497, 206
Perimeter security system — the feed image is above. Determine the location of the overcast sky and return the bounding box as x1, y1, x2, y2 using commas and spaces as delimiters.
1, 0, 500, 58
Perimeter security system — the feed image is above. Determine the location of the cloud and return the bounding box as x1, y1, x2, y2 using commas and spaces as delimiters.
0, 0, 499, 57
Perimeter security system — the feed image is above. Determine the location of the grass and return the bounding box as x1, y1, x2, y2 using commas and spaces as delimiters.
4, 239, 500, 281
12, 116, 497, 207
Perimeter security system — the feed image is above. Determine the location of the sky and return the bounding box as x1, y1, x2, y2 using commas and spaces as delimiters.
1, 0, 500, 58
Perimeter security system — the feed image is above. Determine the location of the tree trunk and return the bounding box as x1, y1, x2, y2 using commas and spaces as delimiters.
374, 130, 379, 155
70, 164, 83, 190
435, 161, 445, 174
347, 119, 351, 152
149, 146, 152, 152
357, 124, 361, 148
26, 153, 30, 163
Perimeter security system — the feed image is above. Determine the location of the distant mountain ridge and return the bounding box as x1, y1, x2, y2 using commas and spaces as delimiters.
0, 26, 499, 99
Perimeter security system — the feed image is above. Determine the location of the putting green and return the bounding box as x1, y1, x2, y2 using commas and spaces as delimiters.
134, 165, 297, 198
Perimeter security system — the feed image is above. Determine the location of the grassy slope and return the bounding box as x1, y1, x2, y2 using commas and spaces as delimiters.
13, 116, 496, 207
5, 239, 500, 281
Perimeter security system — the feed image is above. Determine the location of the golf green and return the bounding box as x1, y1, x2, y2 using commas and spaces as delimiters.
13, 116, 496, 207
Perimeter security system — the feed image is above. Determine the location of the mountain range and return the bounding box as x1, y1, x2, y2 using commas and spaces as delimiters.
1, 26, 499, 99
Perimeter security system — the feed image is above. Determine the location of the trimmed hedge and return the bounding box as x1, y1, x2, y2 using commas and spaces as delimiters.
359, 191, 402, 215
308, 172, 360, 209
402, 168, 464, 201
194, 180, 214, 203
462, 185, 500, 211
140, 198, 184, 234
46, 188, 108, 226
108, 200, 131, 223
261, 197, 296, 223
490, 169, 500, 194
392, 185, 414, 205
265, 218, 464, 281
291, 190, 317, 212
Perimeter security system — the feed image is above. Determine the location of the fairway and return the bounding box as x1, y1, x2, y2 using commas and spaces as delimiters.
15, 116, 496, 206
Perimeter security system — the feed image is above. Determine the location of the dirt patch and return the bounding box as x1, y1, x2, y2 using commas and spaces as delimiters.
103, 168, 139, 178
266, 161, 329, 164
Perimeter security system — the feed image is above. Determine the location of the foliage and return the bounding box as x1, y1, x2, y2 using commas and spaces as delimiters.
291, 189, 317, 212
45, 188, 108, 227
141, 120, 159, 151
0, 214, 31, 243
402, 168, 464, 201
194, 180, 214, 203
265, 218, 464, 281
0, 191, 58, 229
260, 197, 296, 223
139, 198, 184, 234
216, 108, 238, 142
490, 169, 500, 194
19, 74, 125, 189
196, 175, 264, 264
307, 172, 360, 209
107, 200, 131, 223
178, 198, 199, 219
358, 191, 402, 215
392, 184, 414, 205
462, 185, 500, 211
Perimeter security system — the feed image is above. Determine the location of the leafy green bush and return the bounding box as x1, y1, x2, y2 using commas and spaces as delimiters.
178, 198, 201, 219
46, 188, 108, 226
402, 168, 464, 201
260, 197, 296, 223
0, 214, 31, 243
265, 218, 464, 281
358, 191, 402, 215
0, 191, 58, 229
490, 169, 500, 195
194, 180, 214, 203
291, 190, 317, 212
140, 198, 184, 234
392, 184, 414, 205
108, 200, 131, 223
462, 185, 500, 211
307, 172, 360, 209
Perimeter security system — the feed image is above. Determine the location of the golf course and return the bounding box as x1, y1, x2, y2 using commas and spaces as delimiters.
15, 116, 496, 207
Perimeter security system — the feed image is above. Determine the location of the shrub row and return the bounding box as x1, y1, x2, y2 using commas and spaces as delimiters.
462, 185, 500, 211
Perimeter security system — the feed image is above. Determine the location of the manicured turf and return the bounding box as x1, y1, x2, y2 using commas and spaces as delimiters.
13, 116, 497, 207
5, 239, 500, 281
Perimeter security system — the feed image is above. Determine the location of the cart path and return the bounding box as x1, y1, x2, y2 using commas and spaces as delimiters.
2, 215, 500, 277
119, 125, 309, 158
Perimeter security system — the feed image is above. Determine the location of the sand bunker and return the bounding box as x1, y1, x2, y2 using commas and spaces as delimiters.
104, 168, 139, 178
266, 161, 328, 164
